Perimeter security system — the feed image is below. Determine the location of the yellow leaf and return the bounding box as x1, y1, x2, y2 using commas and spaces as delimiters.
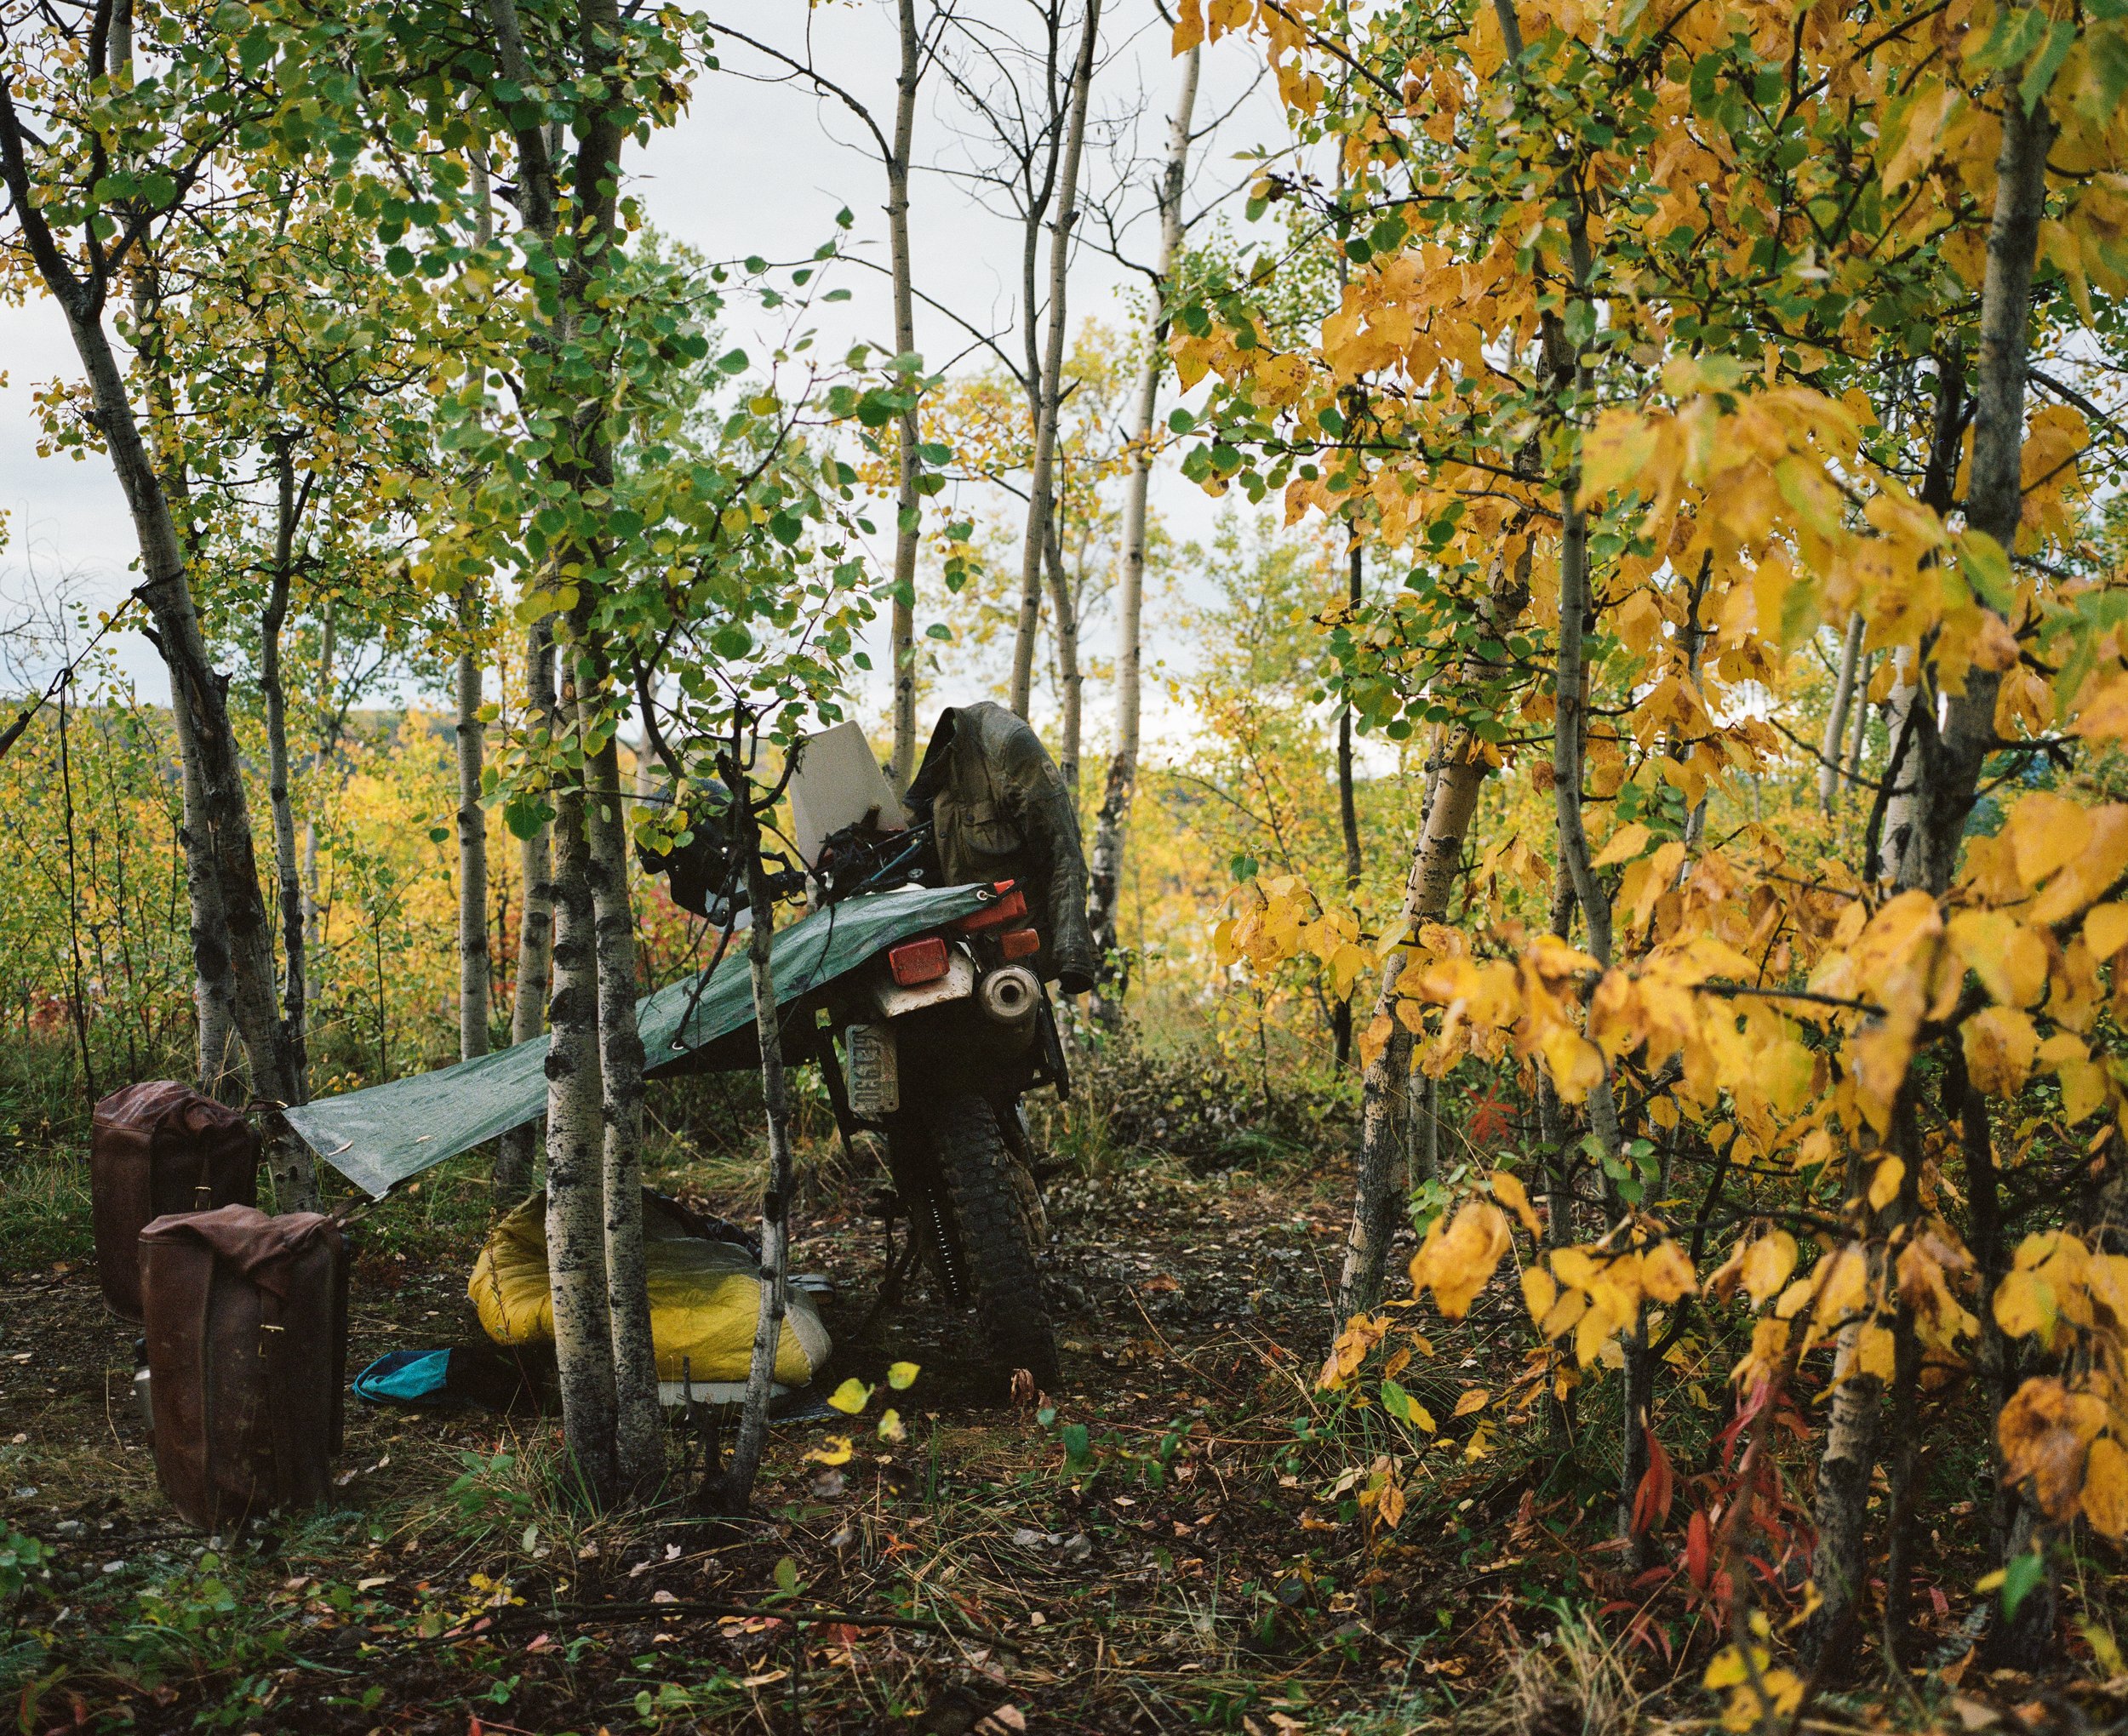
2088, 905, 2128, 962
1359, 1012, 1395, 1071
827, 1378, 872, 1415
805, 1436, 854, 1466
1453, 1387, 1490, 1418
1521, 1264, 1558, 1325
1868, 1156, 1906, 1213
2082, 1436, 2128, 1538
1994, 1268, 2055, 1339
886, 1362, 920, 1391
2006, 791, 2093, 888
1948, 911, 2050, 1008
1416, 1202, 1512, 1320
1964, 1005, 2039, 1096
1591, 822, 1650, 869
1376, 1480, 1407, 1530
2061, 1059, 2109, 1125
1812, 1243, 1869, 1328
1491, 1168, 1542, 1237
1740, 1231, 1799, 1306
1639, 1241, 1698, 1304
1538, 1025, 1606, 1104
1837, 1322, 1897, 1385
876, 1408, 907, 1444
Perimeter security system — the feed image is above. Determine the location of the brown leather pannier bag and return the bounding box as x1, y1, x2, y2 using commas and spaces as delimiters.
139, 1206, 349, 1531
91, 1082, 260, 1321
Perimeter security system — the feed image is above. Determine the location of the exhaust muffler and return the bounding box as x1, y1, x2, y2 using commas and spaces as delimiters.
976, 965, 1040, 1031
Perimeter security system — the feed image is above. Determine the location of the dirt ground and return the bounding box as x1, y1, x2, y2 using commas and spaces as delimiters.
0, 1145, 1589, 1735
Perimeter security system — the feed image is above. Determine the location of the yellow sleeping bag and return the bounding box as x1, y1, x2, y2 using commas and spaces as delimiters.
469, 1192, 830, 1388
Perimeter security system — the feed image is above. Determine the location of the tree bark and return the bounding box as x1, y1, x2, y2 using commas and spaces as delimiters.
1336, 553, 1531, 1316
302, 597, 336, 972
1008, 0, 1102, 717
544, 774, 618, 1498
579, 705, 662, 1497
1334, 537, 1364, 1068
259, 461, 307, 1104
1806, 84, 2055, 1673
1086, 43, 1198, 1002
1043, 513, 1081, 799
1818, 612, 1864, 816
497, 620, 556, 1201
725, 798, 795, 1513
456, 587, 491, 1064
887, 0, 924, 788
1843, 648, 1872, 807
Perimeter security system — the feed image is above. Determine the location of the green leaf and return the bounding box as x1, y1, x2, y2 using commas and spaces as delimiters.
773, 1556, 800, 1596
2020, 16, 2078, 110
2001, 1546, 2049, 1620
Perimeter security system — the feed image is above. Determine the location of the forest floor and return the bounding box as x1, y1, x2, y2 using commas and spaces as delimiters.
1, 1111, 2122, 1734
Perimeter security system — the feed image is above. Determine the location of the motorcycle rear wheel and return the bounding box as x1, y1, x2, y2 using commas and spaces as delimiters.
892, 1094, 1061, 1392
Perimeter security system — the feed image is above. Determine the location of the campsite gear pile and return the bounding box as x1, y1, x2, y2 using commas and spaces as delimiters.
277, 707, 1084, 1393
91, 1082, 349, 1531
470, 1191, 831, 1399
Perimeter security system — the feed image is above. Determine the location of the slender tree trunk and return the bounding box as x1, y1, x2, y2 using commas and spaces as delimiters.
1877, 648, 1920, 883
887, 0, 924, 788
456, 588, 491, 1063
1818, 612, 1864, 815
171, 688, 241, 1100
1336, 554, 1533, 1316
487, 0, 655, 1505
1333, 537, 1364, 1068
1086, 43, 1198, 1003
1808, 86, 2055, 1673
1009, 0, 1102, 717
0, 97, 312, 1197
1043, 514, 1082, 798
725, 800, 794, 1512
259, 477, 307, 1104
303, 597, 335, 972
545, 778, 618, 1498
1959, 81, 2062, 1665
1843, 648, 1873, 808
1880, 1139, 1927, 1670
498, 620, 557, 1201
579, 702, 662, 1496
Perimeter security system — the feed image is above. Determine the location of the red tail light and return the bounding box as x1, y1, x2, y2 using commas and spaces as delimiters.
957, 888, 1027, 934
888, 937, 951, 985
999, 927, 1040, 961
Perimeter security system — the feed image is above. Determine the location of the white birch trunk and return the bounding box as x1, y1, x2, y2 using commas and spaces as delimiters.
1086, 43, 1198, 973
456, 589, 491, 1064
1008, 0, 1102, 717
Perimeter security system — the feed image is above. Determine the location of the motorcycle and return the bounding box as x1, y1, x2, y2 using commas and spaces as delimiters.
645, 718, 1070, 1391
812, 818, 1066, 1390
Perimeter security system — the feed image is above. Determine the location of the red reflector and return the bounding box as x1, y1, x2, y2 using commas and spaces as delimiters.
957, 888, 1027, 933
888, 937, 951, 985
1000, 927, 1040, 961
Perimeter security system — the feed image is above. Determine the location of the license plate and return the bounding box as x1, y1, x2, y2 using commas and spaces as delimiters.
845, 1023, 898, 1116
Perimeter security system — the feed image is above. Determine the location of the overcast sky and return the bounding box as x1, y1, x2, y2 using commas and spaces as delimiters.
0, 3, 1293, 742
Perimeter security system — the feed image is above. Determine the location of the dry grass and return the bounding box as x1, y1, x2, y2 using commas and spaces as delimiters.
1476, 1617, 1646, 1736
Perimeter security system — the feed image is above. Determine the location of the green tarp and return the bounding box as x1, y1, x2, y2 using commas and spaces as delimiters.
287, 881, 992, 1199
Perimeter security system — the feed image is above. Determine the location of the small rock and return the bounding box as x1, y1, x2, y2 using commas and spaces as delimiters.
1061, 1533, 1093, 1564
100, 1561, 125, 1575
